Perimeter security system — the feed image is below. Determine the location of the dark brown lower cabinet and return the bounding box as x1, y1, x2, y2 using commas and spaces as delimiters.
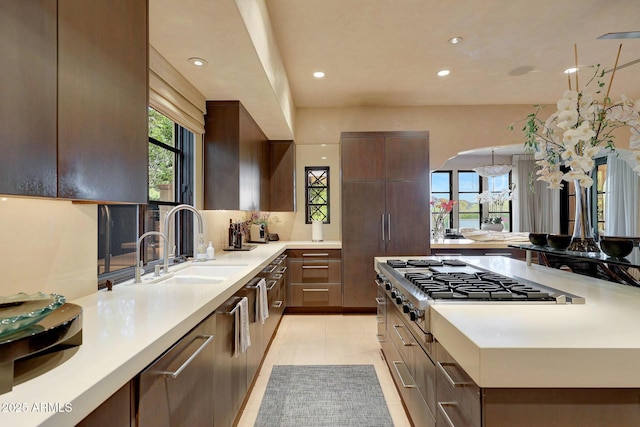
76, 381, 133, 427
287, 249, 342, 311
435, 341, 640, 427
137, 314, 215, 427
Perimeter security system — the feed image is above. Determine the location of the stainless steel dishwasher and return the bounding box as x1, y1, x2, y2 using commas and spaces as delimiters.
138, 313, 215, 427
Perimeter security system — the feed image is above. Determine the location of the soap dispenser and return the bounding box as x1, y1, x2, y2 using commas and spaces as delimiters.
206, 241, 215, 260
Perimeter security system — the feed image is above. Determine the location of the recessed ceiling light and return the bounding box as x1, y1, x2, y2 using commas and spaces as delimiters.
448, 36, 463, 45
564, 67, 579, 74
321, 156, 327, 160
437, 69, 450, 77
313, 71, 325, 79
188, 57, 208, 67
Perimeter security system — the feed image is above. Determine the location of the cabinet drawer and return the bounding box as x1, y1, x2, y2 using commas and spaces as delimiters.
290, 283, 342, 307
287, 249, 341, 260
289, 259, 341, 283
435, 343, 481, 427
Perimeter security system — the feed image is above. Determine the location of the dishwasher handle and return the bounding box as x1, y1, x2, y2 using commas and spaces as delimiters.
161, 334, 214, 379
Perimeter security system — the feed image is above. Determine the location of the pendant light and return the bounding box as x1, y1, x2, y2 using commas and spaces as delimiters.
472, 149, 512, 177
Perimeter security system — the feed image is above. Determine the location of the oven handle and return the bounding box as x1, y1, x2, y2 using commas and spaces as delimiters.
392, 324, 413, 346
437, 402, 459, 427
437, 361, 472, 387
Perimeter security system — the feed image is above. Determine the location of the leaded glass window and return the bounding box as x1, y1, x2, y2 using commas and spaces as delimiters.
305, 166, 330, 224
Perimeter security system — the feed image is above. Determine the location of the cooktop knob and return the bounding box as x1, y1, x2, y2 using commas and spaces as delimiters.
403, 303, 411, 313
395, 296, 403, 305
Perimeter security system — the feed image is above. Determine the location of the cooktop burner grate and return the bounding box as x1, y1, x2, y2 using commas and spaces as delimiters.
404, 269, 556, 301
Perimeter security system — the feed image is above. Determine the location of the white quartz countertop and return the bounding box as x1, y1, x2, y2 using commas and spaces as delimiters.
376, 255, 640, 389
0, 241, 340, 427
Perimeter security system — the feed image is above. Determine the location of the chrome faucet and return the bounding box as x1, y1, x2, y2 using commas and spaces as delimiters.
134, 231, 167, 284
163, 204, 205, 273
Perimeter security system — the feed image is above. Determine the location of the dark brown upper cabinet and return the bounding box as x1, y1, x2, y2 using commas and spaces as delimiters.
204, 101, 269, 211
0, 0, 57, 197
57, 0, 148, 203
0, 0, 148, 203
269, 140, 296, 212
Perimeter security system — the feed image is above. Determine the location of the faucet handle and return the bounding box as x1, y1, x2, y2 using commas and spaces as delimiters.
154, 265, 162, 277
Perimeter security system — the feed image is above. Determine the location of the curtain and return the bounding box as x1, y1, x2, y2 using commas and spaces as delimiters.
515, 155, 560, 233
604, 152, 640, 237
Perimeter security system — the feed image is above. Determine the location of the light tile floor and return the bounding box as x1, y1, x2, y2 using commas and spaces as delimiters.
237, 314, 411, 426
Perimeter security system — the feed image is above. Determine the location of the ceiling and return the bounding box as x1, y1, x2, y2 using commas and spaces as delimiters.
149, 0, 640, 143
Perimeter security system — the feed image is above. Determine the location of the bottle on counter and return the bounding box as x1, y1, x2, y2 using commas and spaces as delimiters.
228, 219, 234, 248
206, 241, 215, 260
196, 235, 207, 260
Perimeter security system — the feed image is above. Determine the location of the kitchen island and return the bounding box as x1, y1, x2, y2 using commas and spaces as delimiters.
0, 241, 339, 427
376, 255, 640, 426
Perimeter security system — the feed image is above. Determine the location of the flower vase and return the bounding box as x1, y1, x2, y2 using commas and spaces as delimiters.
432, 214, 446, 241
568, 179, 600, 252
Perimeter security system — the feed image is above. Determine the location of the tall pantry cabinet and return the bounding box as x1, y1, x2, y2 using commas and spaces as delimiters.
341, 131, 430, 309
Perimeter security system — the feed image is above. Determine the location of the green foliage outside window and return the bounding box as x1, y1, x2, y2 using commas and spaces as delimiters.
148, 109, 175, 201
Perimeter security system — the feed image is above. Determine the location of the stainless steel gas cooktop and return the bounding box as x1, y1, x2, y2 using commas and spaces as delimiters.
377, 259, 585, 310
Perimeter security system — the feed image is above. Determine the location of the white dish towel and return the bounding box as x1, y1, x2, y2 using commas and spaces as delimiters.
256, 278, 269, 324
234, 297, 251, 357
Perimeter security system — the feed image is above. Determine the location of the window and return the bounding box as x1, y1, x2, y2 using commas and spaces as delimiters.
98, 109, 194, 287
305, 167, 330, 223
431, 171, 453, 229
458, 171, 481, 229
485, 172, 513, 231
594, 158, 607, 235
564, 158, 607, 237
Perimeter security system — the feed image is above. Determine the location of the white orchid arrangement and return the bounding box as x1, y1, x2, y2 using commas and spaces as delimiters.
520, 54, 640, 190
475, 185, 515, 223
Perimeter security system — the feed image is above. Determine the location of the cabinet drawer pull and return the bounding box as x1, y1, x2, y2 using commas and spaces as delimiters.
266, 280, 278, 291
302, 253, 329, 257
484, 252, 512, 256
275, 266, 287, 273
437, 362, 472, 387
375, 297, 386, 305
435, 252, 462, 256
303, 288, 329, 292
392, 361, 416, 389
272, 301, 283, 308
437, 402, 459, 427
302, 265, 329, 269
161, 335, 214, 379
392, 324, 413, 346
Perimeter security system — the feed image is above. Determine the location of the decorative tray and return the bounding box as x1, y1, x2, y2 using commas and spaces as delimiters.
0, 292, 66, 338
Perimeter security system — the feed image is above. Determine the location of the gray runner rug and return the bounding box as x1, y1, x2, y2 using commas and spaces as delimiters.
254, 364, 394, 427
